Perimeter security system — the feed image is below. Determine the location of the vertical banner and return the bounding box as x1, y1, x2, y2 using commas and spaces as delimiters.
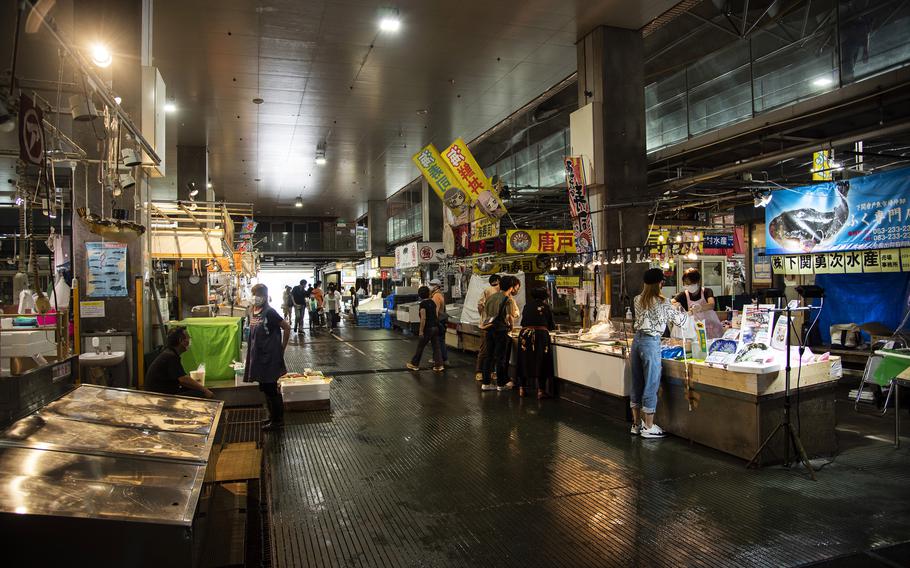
564, 157, 595, 253
18, 94, 46, 166
441, 138, 507, 219
811, 150, 833, 181
413, 144, 469, 217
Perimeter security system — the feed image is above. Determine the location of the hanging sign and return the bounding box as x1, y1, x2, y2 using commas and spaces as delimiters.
417, 242, 443, 264
441, 138, 507, 219
18, 94, 46, 166
506, 229, 576, 254
765, 169, 910, 254
703, 234, 734, 248
394, 243, 419, 269
535, 274, 581, 287
811, 150, 833, 181
413, 144, 469, 217
470, 209, 500, 242
771, 247, 910, 274
564, 157, 594, 253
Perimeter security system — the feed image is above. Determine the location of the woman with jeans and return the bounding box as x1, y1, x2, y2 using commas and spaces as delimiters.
244, 284, 291, 431
630, 268, 689, 438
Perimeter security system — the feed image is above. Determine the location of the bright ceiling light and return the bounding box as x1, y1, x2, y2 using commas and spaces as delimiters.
90, 43, 112, 68
812, 76, 833, 87
164, 101, 176, 113
315, 151, 327, 166
295, 196, 304, 208
379, 15, 401, 32
113, 96, 122, 105
206, 182, 213, 189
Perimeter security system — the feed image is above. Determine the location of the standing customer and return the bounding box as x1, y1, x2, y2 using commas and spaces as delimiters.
281, 285, 293, 322
406, 286, 444, 372
349, 286, 359, 320
474, 274, 501, 380
429, 278, 448, 366
325, 284, 343, 330
630, 268, 690, 438
245, 284, 291, 431
311, 281, 325, 327
480, 275, 518, 392
517, 287, 555, 398
291, 279, 308, 333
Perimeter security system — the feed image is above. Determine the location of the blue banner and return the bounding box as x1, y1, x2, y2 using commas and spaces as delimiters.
765, 167, 910, 254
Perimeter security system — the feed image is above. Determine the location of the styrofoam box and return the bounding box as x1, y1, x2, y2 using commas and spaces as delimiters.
283, 389, 330, 402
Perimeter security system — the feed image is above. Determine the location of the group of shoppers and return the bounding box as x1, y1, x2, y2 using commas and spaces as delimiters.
283, 279, 350, 332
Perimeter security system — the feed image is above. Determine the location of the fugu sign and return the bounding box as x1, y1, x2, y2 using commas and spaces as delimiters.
765, 167, 910, 254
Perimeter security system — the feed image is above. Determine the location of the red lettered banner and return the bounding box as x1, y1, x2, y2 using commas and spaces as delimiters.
565, 157, 594, 253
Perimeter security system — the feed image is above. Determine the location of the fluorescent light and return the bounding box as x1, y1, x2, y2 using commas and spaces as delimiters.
206, 182, 213, 189
812, 77, 834, 87
315, 155, 327, 166
113, 96, 122, 105
189, 189, 199, 197
831, 161, 843, 170
90, 43, 112, 68
295, 196, 304, 208
379, 16, 401, 32
164, 102, 176, 112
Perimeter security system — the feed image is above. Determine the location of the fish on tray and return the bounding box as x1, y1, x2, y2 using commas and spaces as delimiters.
769, 181, 849, 252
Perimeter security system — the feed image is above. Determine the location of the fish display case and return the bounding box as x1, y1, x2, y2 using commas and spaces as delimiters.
0, 384, 223, 568
550, 329, 633, 420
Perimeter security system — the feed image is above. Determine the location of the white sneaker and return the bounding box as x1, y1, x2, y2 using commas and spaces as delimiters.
639, 423, 666, 439
481, 384, 497, 391
505, 381, 514, 389
630, 424, 641, 436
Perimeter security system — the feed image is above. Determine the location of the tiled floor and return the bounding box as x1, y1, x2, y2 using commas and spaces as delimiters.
264, 324, 910, 567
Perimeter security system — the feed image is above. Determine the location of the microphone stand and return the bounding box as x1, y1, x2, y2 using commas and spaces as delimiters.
746, 303, 821, 480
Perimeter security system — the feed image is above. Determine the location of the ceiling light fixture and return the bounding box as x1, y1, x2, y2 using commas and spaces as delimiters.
378, 8, 401, 32
164, 100, 176, 113
295, 196, 304, 208
90, 43, 112, 68
206, 182, 212, 189
315, 142, 327, 165
113, 96, 122, 105
812, 76, 834, 87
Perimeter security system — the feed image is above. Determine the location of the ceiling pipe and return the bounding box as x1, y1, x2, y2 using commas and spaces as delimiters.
654, 118, 910, 193
27, 4, 162, 165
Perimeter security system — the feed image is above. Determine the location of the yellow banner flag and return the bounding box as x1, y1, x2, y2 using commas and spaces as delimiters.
412, 144, 469, 216
506, 229, 576, 254
441, 138, 507, 219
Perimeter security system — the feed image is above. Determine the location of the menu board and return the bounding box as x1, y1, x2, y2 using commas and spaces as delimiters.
86, 242, 128, 297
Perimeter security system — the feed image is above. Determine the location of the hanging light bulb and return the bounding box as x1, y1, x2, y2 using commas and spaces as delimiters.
686, 250, 698, 261
693, 234, 700, 242
675, 233, 682, 243
657, 234, 666, 244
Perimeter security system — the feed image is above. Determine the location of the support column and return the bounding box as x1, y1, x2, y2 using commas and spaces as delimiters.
421, 179, 443, 242
577, 26, 649, 312
366, 199, 388, 255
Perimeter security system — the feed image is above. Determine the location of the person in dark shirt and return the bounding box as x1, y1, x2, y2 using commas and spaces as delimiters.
146, 327, 214, 398
480, 275, 520, 391
406, 286, 444, 372
291, 279, 308, 333
517, 287, 556, 398
672, 268, 715, 311
245, 284, 291, 430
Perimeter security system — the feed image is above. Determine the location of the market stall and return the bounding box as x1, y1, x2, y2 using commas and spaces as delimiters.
171, 316, 244, 382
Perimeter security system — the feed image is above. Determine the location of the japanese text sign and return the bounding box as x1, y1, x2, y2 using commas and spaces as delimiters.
770, 248, 910, 275
564, 157, 594, 253
506, 229, 577, 254
441, 138, 507, 219
765, 168, 910, 254
413, 144, 469, 217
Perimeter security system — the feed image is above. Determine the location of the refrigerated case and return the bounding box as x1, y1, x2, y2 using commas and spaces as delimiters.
0, 384, 223, 568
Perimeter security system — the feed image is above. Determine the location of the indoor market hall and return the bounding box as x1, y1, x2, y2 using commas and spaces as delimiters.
1, 0, 909, 567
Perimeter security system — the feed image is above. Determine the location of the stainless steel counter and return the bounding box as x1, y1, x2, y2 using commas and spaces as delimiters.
0, 385, 224, 567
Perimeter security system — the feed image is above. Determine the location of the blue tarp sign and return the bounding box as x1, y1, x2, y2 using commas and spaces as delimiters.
765, 167, 910, 254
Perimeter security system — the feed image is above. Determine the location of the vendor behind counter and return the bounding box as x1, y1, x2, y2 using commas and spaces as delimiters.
146, 327, 214, 398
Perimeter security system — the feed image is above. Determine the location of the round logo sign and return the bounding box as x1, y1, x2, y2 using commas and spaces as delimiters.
509, 230, 532, 252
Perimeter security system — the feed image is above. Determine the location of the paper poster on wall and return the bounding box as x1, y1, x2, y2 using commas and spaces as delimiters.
86, 242, 128, 297
80, 301, 106, 318
753, 246, 771, 283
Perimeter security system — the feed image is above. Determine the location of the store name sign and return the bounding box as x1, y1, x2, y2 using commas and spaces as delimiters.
506, 229, 577, 254
771, 248, 910, 275
564, 157, 594, 254
703, 234, 734, 248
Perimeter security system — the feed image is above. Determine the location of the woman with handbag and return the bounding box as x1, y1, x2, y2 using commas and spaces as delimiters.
630, 269, 690, 438
244, 284, 291, 430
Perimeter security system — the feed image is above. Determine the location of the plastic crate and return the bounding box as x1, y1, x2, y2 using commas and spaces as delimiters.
357, 312, 384, 329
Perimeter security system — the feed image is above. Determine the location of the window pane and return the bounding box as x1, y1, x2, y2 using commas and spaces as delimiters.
840, 0, 910, 84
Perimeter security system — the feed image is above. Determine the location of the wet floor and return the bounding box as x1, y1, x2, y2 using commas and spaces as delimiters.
265, 324, 910, 567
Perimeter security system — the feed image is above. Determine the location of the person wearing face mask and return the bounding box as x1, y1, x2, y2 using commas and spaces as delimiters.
672, 268, 724, 338
245, 284, 291, 430
630, 268, 690, 438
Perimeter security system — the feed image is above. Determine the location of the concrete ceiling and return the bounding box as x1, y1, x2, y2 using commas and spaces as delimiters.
152, 0, 680, 218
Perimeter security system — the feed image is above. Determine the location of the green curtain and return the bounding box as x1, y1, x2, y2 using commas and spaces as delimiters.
173, 317, 243, 382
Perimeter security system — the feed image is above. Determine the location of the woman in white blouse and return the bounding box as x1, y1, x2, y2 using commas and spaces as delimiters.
630, 268, 690, 438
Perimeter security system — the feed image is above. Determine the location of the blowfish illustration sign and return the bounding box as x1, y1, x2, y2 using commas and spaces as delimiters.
764, 168, 910, 254
441, 138, 507, 220
412, 144, 470, 217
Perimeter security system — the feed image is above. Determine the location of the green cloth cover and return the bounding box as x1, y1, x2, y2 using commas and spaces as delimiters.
873, 349, 910, 387
173, 317, 243, 382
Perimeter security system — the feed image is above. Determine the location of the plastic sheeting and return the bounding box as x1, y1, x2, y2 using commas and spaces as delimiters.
814, 273, 910, 343
459, 272, 526, 326
176, 317, 243, 381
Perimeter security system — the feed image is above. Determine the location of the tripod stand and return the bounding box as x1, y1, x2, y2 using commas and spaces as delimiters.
746, 303, 819, 480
